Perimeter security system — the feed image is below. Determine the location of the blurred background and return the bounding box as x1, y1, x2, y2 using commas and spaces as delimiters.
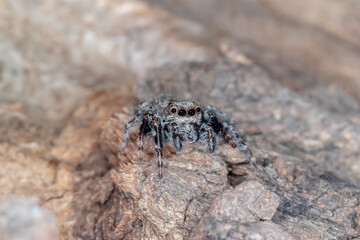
1, 0, 360, 119
0, 0, 360, 239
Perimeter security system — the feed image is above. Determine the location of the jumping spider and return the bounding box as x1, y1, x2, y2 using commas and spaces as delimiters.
119, 96, 253, 178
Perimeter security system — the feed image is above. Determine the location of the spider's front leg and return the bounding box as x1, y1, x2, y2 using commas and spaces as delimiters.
201, 123, 216, 153
150, 113, 164, 178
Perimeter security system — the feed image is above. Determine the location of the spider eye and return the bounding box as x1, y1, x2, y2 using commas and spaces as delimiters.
178, 109, 186, 116
171, 108, 177, 113
196, 107, 201, 112
188, 109, 195, 116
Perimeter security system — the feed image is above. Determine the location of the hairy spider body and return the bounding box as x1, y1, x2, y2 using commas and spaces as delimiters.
119, 96, 253, 178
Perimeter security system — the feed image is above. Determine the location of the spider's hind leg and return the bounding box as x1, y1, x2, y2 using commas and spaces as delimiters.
222, 125, 253, 158
203, 106, 253, 158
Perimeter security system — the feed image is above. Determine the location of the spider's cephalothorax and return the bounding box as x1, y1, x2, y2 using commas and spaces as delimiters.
119, 97, 253, 178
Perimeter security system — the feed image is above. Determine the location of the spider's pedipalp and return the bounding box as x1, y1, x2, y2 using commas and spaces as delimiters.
172, 123, 182, 152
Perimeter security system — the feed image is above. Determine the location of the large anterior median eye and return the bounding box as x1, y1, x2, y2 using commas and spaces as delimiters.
188, 109, 195, 116
178, 109, 186, 116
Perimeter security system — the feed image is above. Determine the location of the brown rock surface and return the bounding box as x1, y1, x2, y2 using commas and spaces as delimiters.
188, 180, 282, 239
73, 59, 360, 239
82, 111, 228, 239
136, 60, 360, 239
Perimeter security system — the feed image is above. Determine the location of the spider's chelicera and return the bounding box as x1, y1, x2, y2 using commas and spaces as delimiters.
119, 97, 253, 178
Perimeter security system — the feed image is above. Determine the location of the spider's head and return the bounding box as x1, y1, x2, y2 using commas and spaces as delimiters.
166, 101, 202, 143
